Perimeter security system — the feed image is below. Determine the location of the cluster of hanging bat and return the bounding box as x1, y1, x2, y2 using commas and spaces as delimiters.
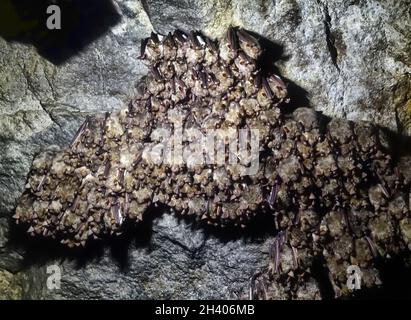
14, 27, 410, 298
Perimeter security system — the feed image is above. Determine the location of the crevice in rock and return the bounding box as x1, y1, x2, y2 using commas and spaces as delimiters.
311, 255, 335, 299
139, 0, 152, 29
318, 1, 340, 72
38, 102, 62, 129
42, 68, 57, 101
17, 62, 62, 129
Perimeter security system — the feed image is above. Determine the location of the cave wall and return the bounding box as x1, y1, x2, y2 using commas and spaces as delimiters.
0, 0, 410, 299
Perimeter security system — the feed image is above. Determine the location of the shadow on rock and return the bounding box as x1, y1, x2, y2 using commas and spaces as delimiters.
0, 0, 121, 64
249, 29, 310, 114
7, 203, 277, 272
8, 206, 161, 272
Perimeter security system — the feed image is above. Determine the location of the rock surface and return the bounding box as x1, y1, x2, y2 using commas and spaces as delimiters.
0, 0, 410, 299
20, 214, 270, 299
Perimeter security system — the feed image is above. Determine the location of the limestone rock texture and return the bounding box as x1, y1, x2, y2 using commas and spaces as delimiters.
0, 0, 410, 299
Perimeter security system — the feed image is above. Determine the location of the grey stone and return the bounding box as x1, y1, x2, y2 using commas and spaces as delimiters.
21, 214, 269, 299
0, 251, 24, 274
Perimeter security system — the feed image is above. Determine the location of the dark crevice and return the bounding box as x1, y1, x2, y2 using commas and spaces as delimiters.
39, 102, 62, 129
318, 1, 340, 72
311, 256, 335, 299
